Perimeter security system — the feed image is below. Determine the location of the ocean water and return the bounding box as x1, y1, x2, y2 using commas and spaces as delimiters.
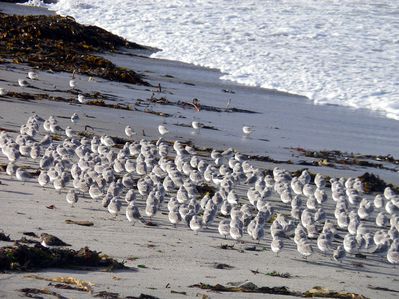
43, 0, 399, 120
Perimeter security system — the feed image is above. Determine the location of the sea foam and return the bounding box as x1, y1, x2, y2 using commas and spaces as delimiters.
46, 0, 399, 120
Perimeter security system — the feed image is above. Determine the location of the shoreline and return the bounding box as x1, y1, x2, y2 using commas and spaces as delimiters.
0, 3, 399, 299
3, 2, 398, 124
45, 0, 399, 123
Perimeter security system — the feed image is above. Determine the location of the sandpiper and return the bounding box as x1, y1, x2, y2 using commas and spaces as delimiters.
40, 233, 71, 247
18, 78, 29, 87
158, 125, 169, 136
242, 125, 254, 137
71, 113, 80, 124
66, 189, 78, 207
125, 125, 136, 138
16, 168, 30, 184
126, 202, 144, 225
28, 71, 38, 80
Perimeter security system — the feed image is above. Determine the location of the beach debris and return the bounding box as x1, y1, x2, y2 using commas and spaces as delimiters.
189, 282, 296, 296
94, 291, 121, 298
190, 282, 368, 298
22, 232, 39, 238
244, 245, 266, 251
15, 236, 41, 245
65, 219, 94, 227
0, 244, 127, 271
250, 269, 292, 278
127, 256, 140, 261
146, 95, 258, 114
87, 99, 131, 111
303, 286, 368, 299
266, 270, 291, 278
173, 122, 219, 131
0, 13, 148, 85
93, 291, 160, 299
367, 285, 399, 293
213, 263, 234, 270
49, 282, 87, 292
219, 244, 236, 250
0, 127, 17, 133
170, 290, 187, 295
293, 147, 399, 173
18, 288, 68, 299
358, 172, 397, 193
142, 108, 173, 118
222, 89, 235, 94
0, 231, 11, 242
25, 274, 94, 292
351, 262, 364, 268
248, 154, 292, 165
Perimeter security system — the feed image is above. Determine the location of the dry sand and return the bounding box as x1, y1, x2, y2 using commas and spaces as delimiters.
0, 3, 398, 299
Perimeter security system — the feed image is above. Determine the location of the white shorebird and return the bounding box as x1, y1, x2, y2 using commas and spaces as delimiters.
77, 94, 86, 104
65, 126, 73, 138
242, 125, 254, 137
124, 189, 136, 203
0, 87, 7, 96
126, 202, 143, 225
317, 233, 331, 255
218, 219, 230, 239
297, 239, 313, 259
16, 168, 30, 184
125, 125, 136, 138
230, 219, 243, 241
374, 194, 385, 209
38, 170, 50, 188
69, 78, 76, 89
384, 187, 396, 200
28, 71, 38, 80
189, 215, 202, 234
108, 197, 122, 217
6, 163, 17, 176
191, 121, 201, 133
333, 245, 346, 262
18, 79, 29, 87
66, 190, 78, 207
158, 125, 169, 136
271, 238, 283, 256
71, 113, 80, 124
168, 208, 182, 227
89, 185, 103, 200
102, 135, 115, 147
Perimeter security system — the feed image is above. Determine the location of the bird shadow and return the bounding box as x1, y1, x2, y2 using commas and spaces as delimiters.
0, 189, 33, 196
40, 266, 137, 275
291, 257, 399, 277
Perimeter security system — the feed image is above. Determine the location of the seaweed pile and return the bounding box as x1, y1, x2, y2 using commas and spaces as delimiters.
0, 244, 126, 271
145, 96, 260, 114
190, 282, 368, 299
293, 147, 399, 171
0, 12, 149, 85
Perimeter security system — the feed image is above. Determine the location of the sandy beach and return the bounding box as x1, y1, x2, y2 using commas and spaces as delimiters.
0, 3, 399, 299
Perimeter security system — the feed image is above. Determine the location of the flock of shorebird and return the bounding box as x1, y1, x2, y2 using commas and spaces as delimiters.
0, 71, 398, 266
